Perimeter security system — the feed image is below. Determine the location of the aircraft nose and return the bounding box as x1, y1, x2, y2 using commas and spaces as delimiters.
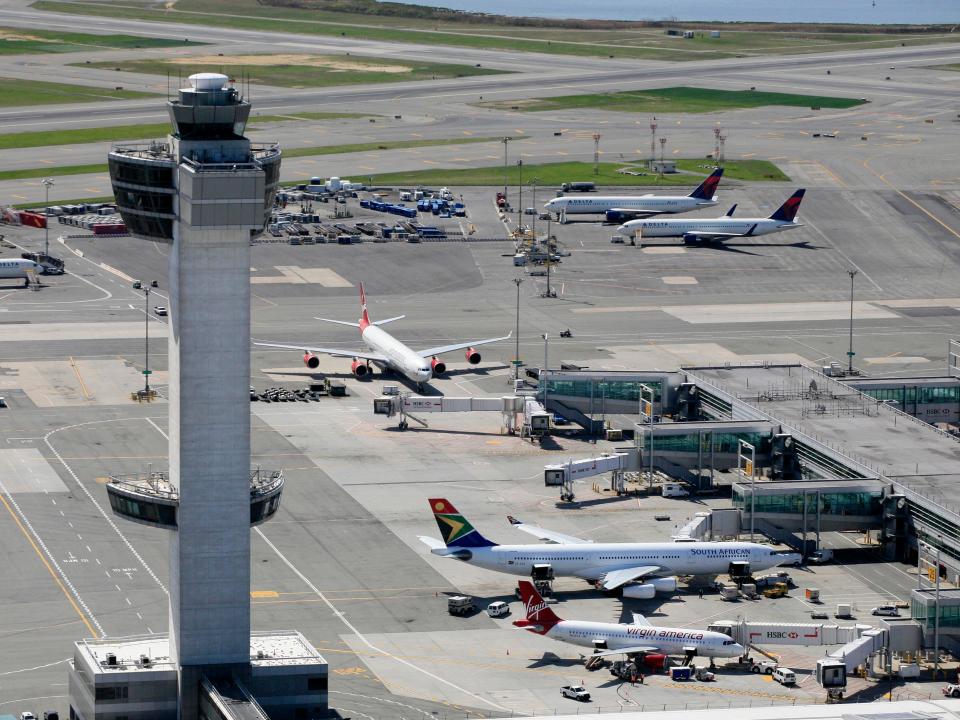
732, 643, 745, 656
616, 224, 629, 235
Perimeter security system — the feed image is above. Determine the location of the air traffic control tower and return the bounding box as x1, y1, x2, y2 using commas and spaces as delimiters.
68, 74, 327, 720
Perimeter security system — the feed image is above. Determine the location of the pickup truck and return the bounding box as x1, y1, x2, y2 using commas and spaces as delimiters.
561, 685, 591, 702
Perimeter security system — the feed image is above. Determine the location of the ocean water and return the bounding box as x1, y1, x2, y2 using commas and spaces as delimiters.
387, 1, 959, 25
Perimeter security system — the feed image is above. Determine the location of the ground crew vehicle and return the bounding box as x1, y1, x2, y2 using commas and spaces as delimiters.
773, 667, 796, 685
561, 685, 591, 701
750, 660, 777, 674
447, 596, 476, 616
763, 582, 789, 598
943, 684, 960, 698
487, 601, 509, 618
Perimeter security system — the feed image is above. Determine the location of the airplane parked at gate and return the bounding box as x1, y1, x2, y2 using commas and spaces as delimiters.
254, 284, 511, 387
544, 169, 723, 223
616, 188, 806, 243
0, 258, 39, 286
418, 498, 800, 598
515, 580, 745, 661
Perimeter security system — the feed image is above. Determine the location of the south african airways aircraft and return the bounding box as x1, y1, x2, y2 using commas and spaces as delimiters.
254, 284, 510, 387
419, 499, 800, 598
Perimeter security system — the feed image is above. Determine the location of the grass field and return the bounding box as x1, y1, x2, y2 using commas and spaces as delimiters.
0, 113, 370, 151
0, 135, 517, 181
328, 159, 790, 188
481, 87, 865, 113
934, 64, 960, 71
34, 0, 960, 62
78, 54, 503, 87
0, 76, 155, 107
0, 27, 190, 54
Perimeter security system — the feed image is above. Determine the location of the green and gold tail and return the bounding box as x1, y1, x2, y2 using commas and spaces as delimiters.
428, 498, 496, 548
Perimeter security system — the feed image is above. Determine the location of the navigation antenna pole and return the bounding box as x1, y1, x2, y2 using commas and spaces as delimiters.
501, 137, 511, 208
41, 178, 54, 258
847, 269, 858, 374
513, 278, 523, 383
593, 132, 601, 175
649, 119, 657, 169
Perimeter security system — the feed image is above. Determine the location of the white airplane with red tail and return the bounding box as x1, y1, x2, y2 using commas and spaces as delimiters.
255, 284, 511, 387
514, 581, 745, 662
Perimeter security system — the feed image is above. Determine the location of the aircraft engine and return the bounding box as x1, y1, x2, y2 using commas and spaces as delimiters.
652, 577, 678, 594
621, 583, 656, 600
431, 357, 447, 375
351, 359, 369, 378
465, 347, 481, 364
303, 353, 320, 369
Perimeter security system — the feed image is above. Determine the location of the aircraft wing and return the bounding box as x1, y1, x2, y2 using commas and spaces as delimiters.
600, 566, 661, 591
253, 342, 388, 363
683, 224, 758, 242
608, 208, 658, 218
507, 515, 591, 545
416, 332, 511, 359
592, 646, 660, 658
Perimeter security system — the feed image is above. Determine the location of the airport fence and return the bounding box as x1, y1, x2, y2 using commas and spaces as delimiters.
375, 691, 942, 719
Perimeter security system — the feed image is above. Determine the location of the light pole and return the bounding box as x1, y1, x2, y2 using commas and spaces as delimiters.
513, 277, 523, 382
516, 159, 524, 230
41, 178, 54, 258
659, 137, 667, 177
542, 333, 549, 410
501, 136, 511, 207
847, 269, 858, 374
649, 119, 657, 169
530, 177, 538, 238
134, 280, 158, 396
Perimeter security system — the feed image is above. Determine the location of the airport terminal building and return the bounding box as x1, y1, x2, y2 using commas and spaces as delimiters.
542, 359, 960, 586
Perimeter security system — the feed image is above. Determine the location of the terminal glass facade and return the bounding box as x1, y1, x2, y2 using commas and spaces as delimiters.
859, 385, 960, 406
732, 489, 882, 517
546, 378, 661, 403
651, 431, 765, 454
911, 599, 960, 629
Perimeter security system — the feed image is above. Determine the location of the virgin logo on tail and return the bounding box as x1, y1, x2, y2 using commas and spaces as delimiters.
525, 598, 550, 619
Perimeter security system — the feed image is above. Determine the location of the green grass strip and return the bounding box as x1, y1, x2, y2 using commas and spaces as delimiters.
294, 160, 789, 187
0, 76, 155, 108
481, 87, 865, 113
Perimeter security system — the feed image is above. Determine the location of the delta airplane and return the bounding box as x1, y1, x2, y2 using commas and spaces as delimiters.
617, 188, 806, 243
254, 285, 510, 387
544, 169, 723, 223
515, 581, 745, 661
419, 499, 800, 598
0, 258, 39, 286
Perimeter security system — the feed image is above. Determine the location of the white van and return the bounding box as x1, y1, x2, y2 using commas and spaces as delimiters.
772, 667, 796, 686
487, 601, 510, 618
662, 482, 690, 498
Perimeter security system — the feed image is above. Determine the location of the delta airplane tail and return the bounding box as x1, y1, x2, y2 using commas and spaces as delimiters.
769, 189, 806, 222
688, 168, 723, 201
429, 498, 497, 548
514, 580, 561, 634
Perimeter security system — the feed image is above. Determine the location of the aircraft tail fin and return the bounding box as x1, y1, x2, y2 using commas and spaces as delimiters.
724, 204, 738, 217
769, 189, 806, 222
689, 168, 723, 200
428, 498, 497, 548
359, 282, 371, 331
514, 581, 561, 634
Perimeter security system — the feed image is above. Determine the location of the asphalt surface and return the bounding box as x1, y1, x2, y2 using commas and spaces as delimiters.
1, 1, 960, 716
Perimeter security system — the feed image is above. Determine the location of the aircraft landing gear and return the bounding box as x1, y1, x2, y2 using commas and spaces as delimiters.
398, 420, 409, 431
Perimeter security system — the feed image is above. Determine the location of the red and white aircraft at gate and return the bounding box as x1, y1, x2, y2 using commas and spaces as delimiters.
255, 284, 511, 387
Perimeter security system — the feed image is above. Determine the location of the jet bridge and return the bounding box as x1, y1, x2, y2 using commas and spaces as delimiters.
373, 393, 528, 432
709, 620, 867, 649
544, 448, 642, 502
